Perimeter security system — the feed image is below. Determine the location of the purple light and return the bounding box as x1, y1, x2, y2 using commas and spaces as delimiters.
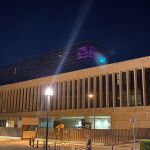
77, 46, 95, 59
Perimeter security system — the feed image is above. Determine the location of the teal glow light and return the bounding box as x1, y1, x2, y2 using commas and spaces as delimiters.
93, 52, 107, 65
98, 56, 106, 63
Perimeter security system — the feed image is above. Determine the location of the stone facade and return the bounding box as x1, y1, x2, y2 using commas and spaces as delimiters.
0, 56, 150, 129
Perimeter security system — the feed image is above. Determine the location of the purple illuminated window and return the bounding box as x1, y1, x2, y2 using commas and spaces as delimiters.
77, 46, 95, 59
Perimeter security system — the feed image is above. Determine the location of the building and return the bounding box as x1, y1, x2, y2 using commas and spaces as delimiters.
0, 42, 150, 131
0, 42, 107, 85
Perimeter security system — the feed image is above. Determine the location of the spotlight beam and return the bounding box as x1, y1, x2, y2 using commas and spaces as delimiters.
55, 0, 94, 75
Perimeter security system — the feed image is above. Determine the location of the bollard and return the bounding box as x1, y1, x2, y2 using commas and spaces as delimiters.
36, 140, 39, 148
43, 141, 45, 150
54, 141, 56, 150
32, 137, 35, 147
29, 137, 31, 146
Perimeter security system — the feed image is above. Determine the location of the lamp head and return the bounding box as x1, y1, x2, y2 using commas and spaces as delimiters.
88, 94, 94, 98
45, 87, 53, 96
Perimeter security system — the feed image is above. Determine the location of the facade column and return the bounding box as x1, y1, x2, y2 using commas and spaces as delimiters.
77, 78, 80, 109
84, 116, 90, 128
13, 89, 17, 113
10, 90, 13, 112
19, 88, 23, 112
62, 81, 65, 110
93, 76, 97, 108
106, 74, 109, 108
58, 82, 61, 110
9, 90, 13, 112
33, 86, 37, 111
16, 88, 21, 112
41, 85, 45, 111
67, 80, 70, 109
72, 79, 75, 109
0, 91, 2, 112
119, 71, 123, 107
112, 73, 116, 107
8, 90, 11, 112
134, 69, 138, 106
29, 87, 34, 111
5, 89, 10, 112
1, 91, 5, 112
37, 85, 41, 111
2, 90, 6, 112
1, 91, 4, 112
26, 87, 30, 111
23, 88, 27, 112
99, 75, 102, 108
142, 68, 146, 106
53, 83, 57, 110
126, 70, 130, 107
82, 78, 85, 108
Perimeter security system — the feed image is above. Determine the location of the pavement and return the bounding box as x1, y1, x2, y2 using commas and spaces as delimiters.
0, 139, 140, 150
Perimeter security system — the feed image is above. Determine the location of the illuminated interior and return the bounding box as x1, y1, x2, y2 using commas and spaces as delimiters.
89, 116, 111, 129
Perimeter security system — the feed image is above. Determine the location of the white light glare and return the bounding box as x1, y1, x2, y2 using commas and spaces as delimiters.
45, 87, 53, 96
88, 94, 94, 98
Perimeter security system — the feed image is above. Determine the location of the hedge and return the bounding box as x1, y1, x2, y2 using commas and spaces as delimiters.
140, 140, 150, 150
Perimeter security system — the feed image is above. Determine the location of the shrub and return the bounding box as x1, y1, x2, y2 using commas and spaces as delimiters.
140, 140, 150, 150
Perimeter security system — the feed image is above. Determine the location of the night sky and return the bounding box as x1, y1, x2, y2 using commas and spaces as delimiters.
0, 0, 150, 67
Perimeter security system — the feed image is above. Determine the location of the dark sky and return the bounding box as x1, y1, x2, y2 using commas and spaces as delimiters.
0, 0, 150, 67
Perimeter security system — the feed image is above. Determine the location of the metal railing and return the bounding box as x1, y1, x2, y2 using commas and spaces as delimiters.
0, 127, 22, 137
36, 128, 150, 144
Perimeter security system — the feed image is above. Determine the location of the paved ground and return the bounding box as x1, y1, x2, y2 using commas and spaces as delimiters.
0, 139, 140, 150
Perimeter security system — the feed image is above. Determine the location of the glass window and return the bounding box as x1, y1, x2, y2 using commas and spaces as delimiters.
74, 80, 77, 109
137, 69, 143, 106
145, 68, 150, 105
122, 72, 127, 107
25, 88, 28, 111
129, 71, 135, 106
80, 79, 82, 108
90, 77, 94, 108
115, 73, 120, 107
102, 75, 106, 107
109, 74, 113, 107
85, 78, 88, 108
70, 81, 72, 109
96, 76, 100, 108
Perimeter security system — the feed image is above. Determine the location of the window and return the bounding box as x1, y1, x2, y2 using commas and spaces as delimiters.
109, 74, 113, 107
115, 73, 120, 107
102, 75, 106, 107
129, 71, 135, 106
145, 68, 150, 105
137, 70, 143, 106
122, 72, 127, 106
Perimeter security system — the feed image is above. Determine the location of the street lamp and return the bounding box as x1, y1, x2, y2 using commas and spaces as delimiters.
45, 87, 53, 150
88, 94, 95, 142
130, 116, 136, 150
88, 94, 95, 129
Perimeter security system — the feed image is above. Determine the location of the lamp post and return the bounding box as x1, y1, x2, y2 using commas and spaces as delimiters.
130, 116, 136, 150
45, 87, 53, 150
88, 94, 95, 142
